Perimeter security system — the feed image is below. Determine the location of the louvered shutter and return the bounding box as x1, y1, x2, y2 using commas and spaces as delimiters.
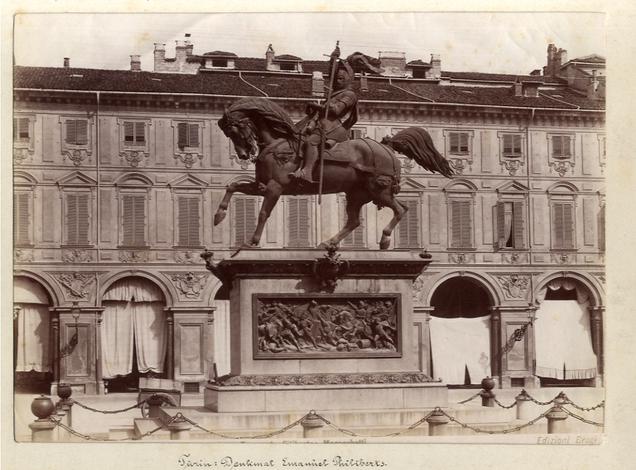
450, 133, 459, 153
288, 197, 310, 248
178, 197, 200, 246
513, 134, 522, 154
553, 202, 564, 248
451, 200, 472, 248
496, 201, 506, 248
122, 194, 145, 246
563, 136, 572, 157
66, 194, 79, 244
188, 123, 199, 147
342, 202, 365, 248
512, 201, 525, 249
178, 123, 187, 149
503, 135, 513, 155
233, 197, 257, 246
76, 120, 88, 145
133, 196, 145, 244
460, 133, 469, 153
14, 193, 30, 245
553, 136, 563, 158
124, 121, 135, 144
598, 205, 605, 252
14, 117, 29, 140
65, 120, 77, 145
396, 199, 419, 248
135, 122, 145, 145
562, 203, 574, 248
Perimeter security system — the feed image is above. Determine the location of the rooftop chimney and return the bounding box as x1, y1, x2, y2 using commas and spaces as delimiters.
130, 54, 141, 72
63, 57, 70, 68
184, 33, 193, 56
378, 51, 406, 77
266, 44, 275, 70
153, 43, 166, 71
360, 74, 369, 92
312, 71, 324, 97
429, 54, 441, 79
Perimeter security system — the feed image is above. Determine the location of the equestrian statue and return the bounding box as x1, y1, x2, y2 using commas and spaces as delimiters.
214, 43, 454, 250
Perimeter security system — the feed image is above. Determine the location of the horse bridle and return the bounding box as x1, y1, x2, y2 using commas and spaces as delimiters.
220, 113, 259, 160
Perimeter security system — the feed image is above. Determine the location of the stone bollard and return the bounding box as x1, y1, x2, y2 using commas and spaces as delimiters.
515, 389, 533, 421
168, 418, 192, 440
480, 376, 496, 407
301, 411, 325, 439
426, 409, 450, 436
55, 383, 74, 441
29, 395, 57, 442
546, 405, 568, 434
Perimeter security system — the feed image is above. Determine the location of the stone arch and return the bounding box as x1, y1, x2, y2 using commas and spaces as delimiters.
97, 270, 176, 307
547, 181, 579, 193
534, 271, 603, 307
443, 178, 478, 192
426, 271, 502, 307
13, 271, 61, 306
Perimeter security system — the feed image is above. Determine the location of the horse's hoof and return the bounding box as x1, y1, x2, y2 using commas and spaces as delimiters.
379, 237, 390, 250
214, 211, 226, 226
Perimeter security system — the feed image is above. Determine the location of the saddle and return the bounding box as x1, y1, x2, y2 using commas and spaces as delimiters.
322, 139, 398, 178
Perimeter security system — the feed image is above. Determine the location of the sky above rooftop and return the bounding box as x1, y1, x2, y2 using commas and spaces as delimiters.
14, 12, 605, 75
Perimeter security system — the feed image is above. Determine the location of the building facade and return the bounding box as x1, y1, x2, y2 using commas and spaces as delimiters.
13, 40, 605, 395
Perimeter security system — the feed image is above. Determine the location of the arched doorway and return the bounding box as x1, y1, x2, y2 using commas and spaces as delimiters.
101, 277, 167, 392
14, 277, 53, 393
534, 277, 598, 387
429, 276, 493, 386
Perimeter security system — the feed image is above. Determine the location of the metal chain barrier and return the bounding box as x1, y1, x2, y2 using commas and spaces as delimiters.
493, 397, 517, 409
71, 398, 148, 414
180, 412, 309, 440
566, 400, 605, 412
457, 392, 482, 405
522, 391, 605, 411
437, 408, 553, 435
314, 410, 436, 438
561, 407, 604, 427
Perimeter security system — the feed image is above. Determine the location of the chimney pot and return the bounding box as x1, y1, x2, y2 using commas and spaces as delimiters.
130, 54, 141, 72
312, 71, 325, 97
63, 57, 70, 68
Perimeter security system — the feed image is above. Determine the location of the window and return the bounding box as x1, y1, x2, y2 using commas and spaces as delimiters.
177, 122, 200, 150
496, 201, 525, 249
551, 135, 572, 159
123, 121, 146, 146
13, 192, 31, 246
340, 197, 366, 248
65, 120, 88, 146
177, 196, 201, 247
502, 134, 522, 157
449, 132, 470, 155
13, 117, 30, 142
232, 197, 258, 247
551, 201, 575, 249
65, 193, 90, 245
287, 196, 311, 248
211, 58, 228, 68
449, 199, 473, 249
350, 128, 367, 140
279, 62, 297, 71
396, 198, 420, 248
121, 194, 146, 246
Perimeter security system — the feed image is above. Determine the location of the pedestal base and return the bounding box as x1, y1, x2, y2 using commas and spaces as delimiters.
205, 381, 448, 413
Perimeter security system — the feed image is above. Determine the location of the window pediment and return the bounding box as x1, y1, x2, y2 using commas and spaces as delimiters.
57, 171, 97, 187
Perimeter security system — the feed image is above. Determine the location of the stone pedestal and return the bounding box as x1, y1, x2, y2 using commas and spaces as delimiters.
203, 249, 446, 413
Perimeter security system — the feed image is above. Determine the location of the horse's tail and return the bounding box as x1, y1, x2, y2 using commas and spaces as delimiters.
382, 127, 454, 178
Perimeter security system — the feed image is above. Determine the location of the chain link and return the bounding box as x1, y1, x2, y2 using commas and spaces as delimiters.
71, 398, 148, 414
457, 392, 482, 405
314, 410, 436, 438
561, 407, 604, 427
493, 397, 517, 409
438, 408, 553, 434
50, 415, 169, 441
566, 400, 605, 412
181, 413, 308, 440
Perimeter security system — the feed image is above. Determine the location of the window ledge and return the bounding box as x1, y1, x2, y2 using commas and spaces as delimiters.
172, 245, 205, 250
61, 244, 94, 249
549, 248, 579, 252
117, 245, 150, 249
447, 247, 477, 252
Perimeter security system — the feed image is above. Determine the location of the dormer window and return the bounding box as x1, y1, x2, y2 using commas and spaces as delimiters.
279, 62, 296, 71
211, 58, 228, 68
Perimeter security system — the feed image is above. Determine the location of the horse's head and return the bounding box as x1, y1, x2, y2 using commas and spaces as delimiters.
218, 111, 259, 161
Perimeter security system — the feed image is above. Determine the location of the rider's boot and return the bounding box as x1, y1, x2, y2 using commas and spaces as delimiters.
289, 143, 318, 183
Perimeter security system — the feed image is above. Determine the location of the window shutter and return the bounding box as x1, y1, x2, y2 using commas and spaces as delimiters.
553, 202, 564, 248
450, 133, 458, 153
512, 201, 525, 249
14, 117, 29, 140
563, 136, 572, 157
66, 194, 78, 244
233, 197, 257, 246
122, 194, 145, 246
124, 121, 134, 143
514, 134, 522, 154
342, 201, 365, 248
460, 200, 472, 247
288, 197, 310, 247
76, 120, 88, 145
397, 199, 419, 248
496, 201, 506, 248
450, 200, 461, 248
598, 205, 605, 252
14, 193, 31, 245
503, 135, 512, 155
178, 197, 200, 246
133, 195, 145, 245
451, 200, 472, 248
178, 122, 187, 149
178, 197, 189, 246
65, 120, 77, 145
460, 133, 469, 153
188, 123, 199, 147
135, 122, 145, 145
562, 203, 574, 248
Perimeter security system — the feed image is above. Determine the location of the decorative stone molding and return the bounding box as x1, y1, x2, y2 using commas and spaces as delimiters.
51, 272, 96, 299
502, 252, 528, 264
119, 150, 149, 168
13, 148, 34, 165
119, 250, 150, 263
550, 252, 572, 264
549, 160, 575, 177
62, 249, 94, 263
448, 158, 470, 175
169, 272, 208, 299
63, 149, 91, 167
174, 251, 201, 264
412, 275, 426, 303
213, 371, 433, 386
496, 274, 531, 299
229, 152, 254, 170
312, 243, 349, 292
591, 272, 606, 285
399, 156, 414, 174
174, 152, 203, 169
448, 252, 475, 264
501, 159, 523, 176
14, 249, 34, 263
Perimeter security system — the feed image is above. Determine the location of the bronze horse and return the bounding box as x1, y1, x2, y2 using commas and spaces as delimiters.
215, 97, 453, 249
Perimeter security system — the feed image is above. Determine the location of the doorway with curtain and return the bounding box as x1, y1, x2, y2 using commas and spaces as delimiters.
14, 277, 52, 393
429, 277, 492, 387
534, 278, 597, 387
101, 277, 167, 393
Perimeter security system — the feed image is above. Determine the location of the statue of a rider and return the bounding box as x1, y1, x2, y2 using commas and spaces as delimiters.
290, 45, 382, 184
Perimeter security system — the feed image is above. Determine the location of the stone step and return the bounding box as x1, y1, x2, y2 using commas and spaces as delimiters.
133, 418, 171, 440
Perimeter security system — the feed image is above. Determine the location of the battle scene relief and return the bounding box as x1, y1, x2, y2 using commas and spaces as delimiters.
253, 295, 401, 358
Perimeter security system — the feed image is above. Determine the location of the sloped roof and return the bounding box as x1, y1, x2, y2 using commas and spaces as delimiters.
203, 51, 238, 57
442, 71, 563, 84
407, 60, 431, 67
274, 54, 302, 61
568, 54, 605, 64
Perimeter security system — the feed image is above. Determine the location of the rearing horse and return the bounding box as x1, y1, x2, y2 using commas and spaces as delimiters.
214, 97, 453, 249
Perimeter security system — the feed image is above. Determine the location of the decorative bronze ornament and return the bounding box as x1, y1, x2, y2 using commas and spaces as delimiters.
312, 243, 349, 292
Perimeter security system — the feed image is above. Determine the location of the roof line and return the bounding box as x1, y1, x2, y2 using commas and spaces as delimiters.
388, 78, 435, 102
537, 92, 580, 110
13, 87, 603, 112
238, 71, 268, 97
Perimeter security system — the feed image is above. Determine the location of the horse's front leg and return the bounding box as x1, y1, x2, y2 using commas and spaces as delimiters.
250, 180, 283, 246
214, 181, 266, 226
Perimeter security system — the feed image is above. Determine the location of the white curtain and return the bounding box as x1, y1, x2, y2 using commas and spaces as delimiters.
429, 316, 491, 384
133, 302, 166, 374
535, 300, 597, 379
15, 304, 51, 372
102, 278, 163, 302
101, 301, 134, 378
537, 278, 591, 304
